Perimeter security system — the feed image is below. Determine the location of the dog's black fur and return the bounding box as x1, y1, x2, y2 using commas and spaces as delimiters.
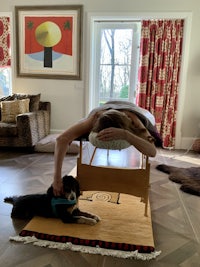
4, 175, 100, 225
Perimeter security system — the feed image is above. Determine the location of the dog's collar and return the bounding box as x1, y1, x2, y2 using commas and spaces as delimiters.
51, 197, 76, 217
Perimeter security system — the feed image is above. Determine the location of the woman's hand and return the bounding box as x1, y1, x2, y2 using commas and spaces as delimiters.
97, 127, 126, 141
52, 178, 64, 196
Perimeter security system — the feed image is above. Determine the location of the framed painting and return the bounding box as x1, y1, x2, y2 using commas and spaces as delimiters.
15, 5, 82, 80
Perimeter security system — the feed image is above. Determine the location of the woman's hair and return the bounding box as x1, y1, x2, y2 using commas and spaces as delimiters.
92, 109, 146, 136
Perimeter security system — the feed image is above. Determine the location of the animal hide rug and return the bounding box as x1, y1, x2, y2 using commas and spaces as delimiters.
156, 164, 200, 196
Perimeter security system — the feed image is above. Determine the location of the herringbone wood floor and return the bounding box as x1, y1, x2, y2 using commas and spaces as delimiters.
0, 146, 200, 267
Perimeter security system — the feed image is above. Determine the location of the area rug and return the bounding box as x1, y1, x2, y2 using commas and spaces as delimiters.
10, 193, 161, 260
80, 191, 120, 204
156, 164, 200, 196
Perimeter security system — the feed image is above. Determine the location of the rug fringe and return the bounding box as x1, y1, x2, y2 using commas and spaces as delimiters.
9, 236, 161, 260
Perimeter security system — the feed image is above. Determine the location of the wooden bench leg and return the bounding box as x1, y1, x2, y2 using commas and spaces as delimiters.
144, 201, 148, 217
89, 147, 97, 165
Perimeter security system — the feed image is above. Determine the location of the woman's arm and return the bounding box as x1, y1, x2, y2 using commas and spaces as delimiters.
53, 115, 95, 196
97, 127, 156, 157
96, 110, 156, 157
124, 129, 156, 157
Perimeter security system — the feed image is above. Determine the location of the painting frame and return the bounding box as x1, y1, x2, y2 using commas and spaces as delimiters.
15, 5, 82, 80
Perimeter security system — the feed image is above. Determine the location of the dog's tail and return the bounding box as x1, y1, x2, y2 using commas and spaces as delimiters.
4, 196, 18, 205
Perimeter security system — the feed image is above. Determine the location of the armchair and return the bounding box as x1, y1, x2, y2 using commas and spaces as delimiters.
0, 94, 51, 148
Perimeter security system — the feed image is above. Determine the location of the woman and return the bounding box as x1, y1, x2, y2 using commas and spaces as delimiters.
52, 105, 157, 196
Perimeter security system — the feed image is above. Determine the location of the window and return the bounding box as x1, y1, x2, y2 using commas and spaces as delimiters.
0, 16, 12, 98
90, 21, 141, 109
0, 68, 12, 97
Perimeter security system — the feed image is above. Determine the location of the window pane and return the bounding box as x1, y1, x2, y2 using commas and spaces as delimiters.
90, 21, 141, 110
101, 29, 133, 65
99, 28, 134, 104
0, 16, 12, 98
0, 67, 12, 97
99, 65, 130, 104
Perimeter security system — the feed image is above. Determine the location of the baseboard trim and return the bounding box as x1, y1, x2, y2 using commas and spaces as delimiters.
177, 137, 197, 150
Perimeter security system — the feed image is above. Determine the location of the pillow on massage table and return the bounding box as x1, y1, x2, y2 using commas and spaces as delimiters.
89, 132, 130, 150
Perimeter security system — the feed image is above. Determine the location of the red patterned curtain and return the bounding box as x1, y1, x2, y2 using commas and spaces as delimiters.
0, 17, 11, 67
136, 20, 184, 148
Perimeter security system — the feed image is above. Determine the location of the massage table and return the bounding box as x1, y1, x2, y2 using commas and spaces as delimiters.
74, 101, 157, 217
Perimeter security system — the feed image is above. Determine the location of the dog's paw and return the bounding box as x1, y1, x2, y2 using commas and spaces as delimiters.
93, 215, 101, 222
77, 216, 97, 225
86, 218, 98, 225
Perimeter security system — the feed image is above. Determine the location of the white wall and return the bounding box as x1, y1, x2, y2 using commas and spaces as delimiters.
3, 0, 200, 149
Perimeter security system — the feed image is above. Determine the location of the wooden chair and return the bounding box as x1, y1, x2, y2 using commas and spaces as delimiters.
76, 138, 150, 216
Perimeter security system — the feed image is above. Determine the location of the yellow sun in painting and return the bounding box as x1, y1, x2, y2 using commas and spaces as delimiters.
35, 21, 61, 47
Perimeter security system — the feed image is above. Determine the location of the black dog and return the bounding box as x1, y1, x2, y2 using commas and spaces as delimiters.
4, 175, 100, 225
